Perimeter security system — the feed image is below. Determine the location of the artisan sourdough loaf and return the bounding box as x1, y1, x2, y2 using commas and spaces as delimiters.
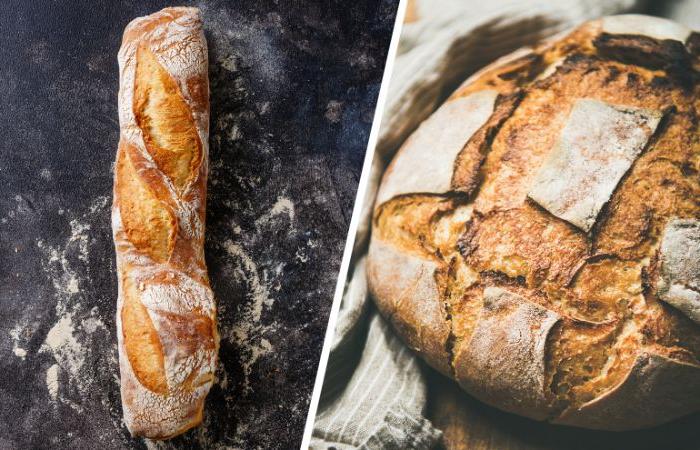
112, 7, 218, 439
368, 15, 700, 430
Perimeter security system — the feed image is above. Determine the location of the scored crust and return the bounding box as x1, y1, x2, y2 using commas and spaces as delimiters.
367, 237, 452, 375
657, 219, 700, 325
113, 7, 218, 439
367, 14, 700, 430
554, 353, 700, 430
455, 287, 560, 421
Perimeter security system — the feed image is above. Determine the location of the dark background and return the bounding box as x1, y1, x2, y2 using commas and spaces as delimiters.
0, 1, 396, 448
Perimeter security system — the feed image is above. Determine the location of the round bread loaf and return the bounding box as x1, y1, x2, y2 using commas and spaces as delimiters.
368, 15, 700, 430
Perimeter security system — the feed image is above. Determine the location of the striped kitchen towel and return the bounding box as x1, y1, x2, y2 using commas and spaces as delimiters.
311, 313, 438, 449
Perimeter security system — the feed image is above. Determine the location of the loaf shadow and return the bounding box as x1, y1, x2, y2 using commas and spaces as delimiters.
427, 368, 700, 450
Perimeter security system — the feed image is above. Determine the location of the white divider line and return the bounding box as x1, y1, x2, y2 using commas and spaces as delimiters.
299, 1, 408, 447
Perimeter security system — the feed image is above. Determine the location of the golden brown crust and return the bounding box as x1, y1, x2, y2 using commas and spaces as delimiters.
553, 353, 700, 430
134, 45, 202, 191
122, 275, 168, 395
368, 15, 700, 430
112, 7, 218, 440
115, 142, 176, 263
451, 91, 524, 195
367, 237, 452, 375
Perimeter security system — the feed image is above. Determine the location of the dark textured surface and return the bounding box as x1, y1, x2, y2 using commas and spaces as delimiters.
0, 1, 396, 448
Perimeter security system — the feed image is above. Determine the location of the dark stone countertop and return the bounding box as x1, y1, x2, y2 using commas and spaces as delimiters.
0, 1, 396, 448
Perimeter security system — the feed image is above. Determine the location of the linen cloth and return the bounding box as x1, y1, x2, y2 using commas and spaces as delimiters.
308, 1, 666, 449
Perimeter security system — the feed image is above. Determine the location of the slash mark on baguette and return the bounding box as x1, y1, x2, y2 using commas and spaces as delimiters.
134, 45, 201, 191
116, 144, 175, 263
122, 278, 168, 395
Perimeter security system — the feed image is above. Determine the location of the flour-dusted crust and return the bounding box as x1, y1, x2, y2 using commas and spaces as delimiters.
376, 90, 497, 205
368, 15, 700, 430
601, 15, 692, 42
367, 237, 451, 375
455, 287, 560, 421
113, 7, 218, 439
656, 218, 700, 325
528, 99, 663, 233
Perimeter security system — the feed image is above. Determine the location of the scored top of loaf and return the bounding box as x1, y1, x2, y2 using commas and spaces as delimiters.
368, 14, 700, 430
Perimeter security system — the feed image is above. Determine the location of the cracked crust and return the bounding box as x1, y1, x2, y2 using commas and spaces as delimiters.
554, 353, 700, 430
376, 90, 498, 205
454, 287, 560, 421
657, 219, 700, 324
368, 15, 700, 430
367, 237, 452, 375
113, 7, 218, 439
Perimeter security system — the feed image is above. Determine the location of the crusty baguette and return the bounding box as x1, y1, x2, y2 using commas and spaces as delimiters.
112, 7, 218, 439
368, 15, 700, 430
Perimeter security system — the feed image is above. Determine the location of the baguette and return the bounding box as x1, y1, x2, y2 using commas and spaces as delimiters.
368, 15, 700, 430
112, 7, 218, 439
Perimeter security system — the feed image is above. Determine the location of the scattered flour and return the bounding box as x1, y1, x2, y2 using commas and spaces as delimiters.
258, 101, 271, 114
325, 100, 343, 123
32, 196, 109, 407
222, 239, 276, 393
295, 247, 309, 263
42, 315, 84, 377
46, 364, 59, 401
224, 240, 275, 315
9, 322, 28, 360
249, 338, 273, 365
81, 313, 106, 334
254, 196, 295, 228
269, 196, 295, 221
144, 439, 165, 450
228, 123, 242, 141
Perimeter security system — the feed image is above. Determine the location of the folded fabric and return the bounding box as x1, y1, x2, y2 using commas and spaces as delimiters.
312, 314, 436, 449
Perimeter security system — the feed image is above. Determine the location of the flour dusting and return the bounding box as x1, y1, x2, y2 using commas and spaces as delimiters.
222, 239, 276, 393
254, 196, 295, 228
270, 196, 295, 220
33, 196, 110, 405
10, 322, 28, 360
295, 247, 309, 263
42, 315, 85, 376
81, 312, 106, 334
46, 364, 59, 401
